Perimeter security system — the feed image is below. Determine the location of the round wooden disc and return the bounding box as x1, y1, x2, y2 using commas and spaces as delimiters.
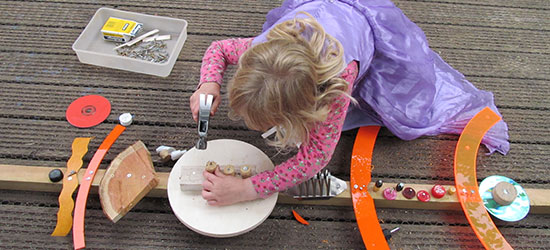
492, 181, 517, 206
167, 139, 277, 237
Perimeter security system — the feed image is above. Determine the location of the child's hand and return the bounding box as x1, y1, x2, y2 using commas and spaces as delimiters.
201, 167, 260, 206
190, 82, 221, 122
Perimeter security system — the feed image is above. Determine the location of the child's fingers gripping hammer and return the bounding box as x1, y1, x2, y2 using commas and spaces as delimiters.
189, 82, 221, 121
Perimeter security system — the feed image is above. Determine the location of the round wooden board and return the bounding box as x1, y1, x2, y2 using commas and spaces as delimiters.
167, 139, 278, 237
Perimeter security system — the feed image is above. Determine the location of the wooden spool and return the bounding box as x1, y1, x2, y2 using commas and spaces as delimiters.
205, 161, 218, 173
240, 165, 252, 178
221, 165, 236, 176
167, 139, 277, 237
492, 181, 517, 206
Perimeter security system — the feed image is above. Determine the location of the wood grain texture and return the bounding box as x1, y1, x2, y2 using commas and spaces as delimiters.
99, 141, 159, 223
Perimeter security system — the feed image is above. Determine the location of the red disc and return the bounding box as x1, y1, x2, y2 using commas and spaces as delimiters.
417, 190, 431, 202
66, 95, 111, 128
431, 184, 446, 199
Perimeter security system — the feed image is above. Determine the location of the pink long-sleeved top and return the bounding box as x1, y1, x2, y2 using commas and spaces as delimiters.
200, 38, 358, 198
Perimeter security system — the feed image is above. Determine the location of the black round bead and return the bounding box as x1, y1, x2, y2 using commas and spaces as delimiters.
48, 169, 64, 182
396, 183, 405, 192
375, 179, 383, 188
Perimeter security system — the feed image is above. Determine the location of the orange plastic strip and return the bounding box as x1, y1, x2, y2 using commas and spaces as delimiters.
51, 137, 92, 236
73, 125, 126, 250
454, 107, 512, 250
292, 209, 310, 225
351, 126, 388, 249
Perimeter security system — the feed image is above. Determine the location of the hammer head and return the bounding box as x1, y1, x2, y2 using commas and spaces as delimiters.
196, 94, 213, 150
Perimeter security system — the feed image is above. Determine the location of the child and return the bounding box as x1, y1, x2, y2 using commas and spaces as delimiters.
190, 0, 510, 206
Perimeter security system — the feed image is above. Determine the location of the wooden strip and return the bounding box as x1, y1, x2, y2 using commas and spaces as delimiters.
2, 24, 548, 58
2, 117, 550, 185
396, 1, 550, 31
2, 49, 548, 83
2, 82, 550, 142
400, 0, 550, 10
1, 1, 548, 32
1, 164, 548, 214
14, 0, 279, 13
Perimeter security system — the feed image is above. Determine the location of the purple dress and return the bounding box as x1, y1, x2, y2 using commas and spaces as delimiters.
253, 0, 509, 154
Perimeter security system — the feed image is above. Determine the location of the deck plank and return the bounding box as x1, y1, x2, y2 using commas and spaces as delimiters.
1, 190, 549, 248
1, 118, 550, 188
0, 0, 548, 248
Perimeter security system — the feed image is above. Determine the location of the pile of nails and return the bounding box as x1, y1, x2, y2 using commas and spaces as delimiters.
115, 40, 169, 63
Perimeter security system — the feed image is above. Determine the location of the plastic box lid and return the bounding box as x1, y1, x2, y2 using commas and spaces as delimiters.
72, 7, 188, 77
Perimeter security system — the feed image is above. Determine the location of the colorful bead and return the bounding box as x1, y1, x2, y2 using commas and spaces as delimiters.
373, 179, 383, 192
395, 183, 404, 192
447, 186, 456, 195
402, 187, 416, 199
382, 188, 398, 200
431, 184, 446, 199
417, 190, 430, 202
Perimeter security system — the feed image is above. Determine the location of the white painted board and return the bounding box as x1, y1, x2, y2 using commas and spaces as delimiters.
167, 139, 278, 237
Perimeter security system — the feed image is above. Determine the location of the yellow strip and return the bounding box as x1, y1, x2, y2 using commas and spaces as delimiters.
51, 137, 92, 237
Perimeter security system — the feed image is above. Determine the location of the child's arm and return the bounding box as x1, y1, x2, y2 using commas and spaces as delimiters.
198, 37, 254, 88
190, 38, 254, 121
250, 61, 359, 198
200, 62, 358, 206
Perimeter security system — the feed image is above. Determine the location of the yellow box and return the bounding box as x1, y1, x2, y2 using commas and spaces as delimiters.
101, 17, 142, 42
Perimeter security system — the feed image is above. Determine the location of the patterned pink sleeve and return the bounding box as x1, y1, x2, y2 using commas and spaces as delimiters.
250, 61, 359, 198
199, 38, 253, 88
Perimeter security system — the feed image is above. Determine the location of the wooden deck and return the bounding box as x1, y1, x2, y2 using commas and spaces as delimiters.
1, 0, 549, 248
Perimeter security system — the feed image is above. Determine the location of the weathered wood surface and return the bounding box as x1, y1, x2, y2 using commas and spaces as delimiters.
99, 141, 159, 223
0, 0, 549, 248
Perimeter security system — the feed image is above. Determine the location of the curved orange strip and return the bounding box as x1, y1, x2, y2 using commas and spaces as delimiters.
351, 126, 388, 249
73, 125, 126, 250
292, 209, 309, 225
51, 137, 92, 236
454, 107, 512, 249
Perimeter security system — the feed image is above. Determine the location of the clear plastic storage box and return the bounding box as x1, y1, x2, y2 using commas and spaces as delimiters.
72, 7, 188, 77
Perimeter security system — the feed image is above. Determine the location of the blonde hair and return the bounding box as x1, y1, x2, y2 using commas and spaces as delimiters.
228, 12, 352, 149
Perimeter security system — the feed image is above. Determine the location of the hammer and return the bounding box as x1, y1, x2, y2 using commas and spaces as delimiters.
196, 94, 213, 150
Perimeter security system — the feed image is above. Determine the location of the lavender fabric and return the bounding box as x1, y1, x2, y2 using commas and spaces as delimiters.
253, 0, 509, 154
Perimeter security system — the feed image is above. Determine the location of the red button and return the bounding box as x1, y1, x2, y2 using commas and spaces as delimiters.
382, 187, 397, 200
417, 190, 430, 202
431, 184, 446, 199
402, 187, 416, 199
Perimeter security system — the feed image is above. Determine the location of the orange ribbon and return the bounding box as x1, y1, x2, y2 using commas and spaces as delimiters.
351, 126, 388, 249
454, 107, 512, 250
73, 124, 126, 250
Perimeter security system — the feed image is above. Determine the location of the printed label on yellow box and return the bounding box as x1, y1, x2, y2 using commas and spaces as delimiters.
101, 17, 143, 43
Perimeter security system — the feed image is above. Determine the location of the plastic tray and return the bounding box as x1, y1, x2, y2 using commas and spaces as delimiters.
72, 7, 188, 77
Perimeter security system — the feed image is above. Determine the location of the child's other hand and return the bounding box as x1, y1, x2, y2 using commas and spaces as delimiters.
201, 167, 259, 206
190, 82, 221, 122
